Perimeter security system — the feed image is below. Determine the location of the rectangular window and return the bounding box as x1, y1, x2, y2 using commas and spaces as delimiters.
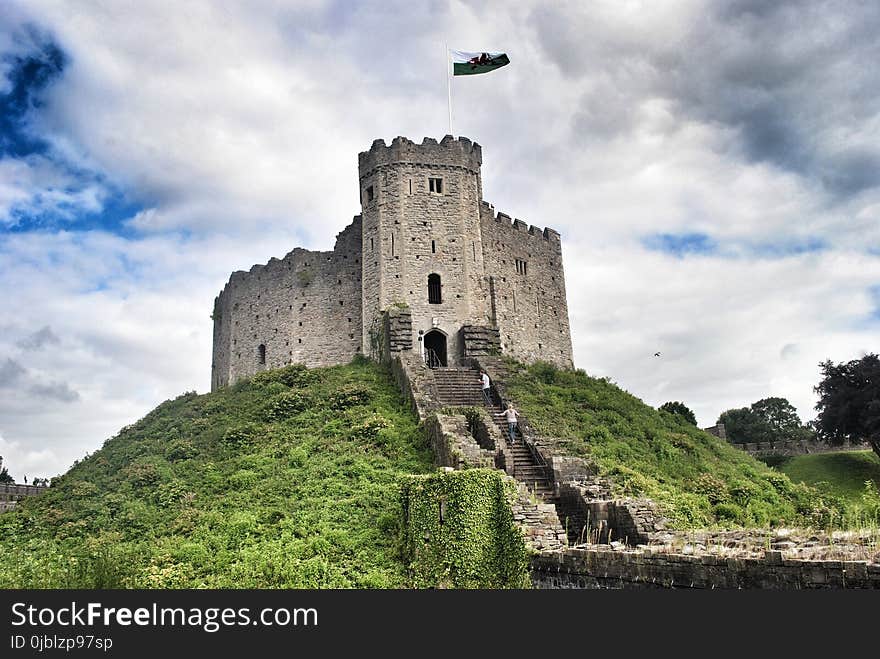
428, 177, 443, 194
365, 185, 374, 202
515, 259, 528, 275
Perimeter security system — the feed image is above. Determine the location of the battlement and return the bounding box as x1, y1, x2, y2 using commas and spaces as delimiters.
480, 202, 561, 242
358, 135, 482, 178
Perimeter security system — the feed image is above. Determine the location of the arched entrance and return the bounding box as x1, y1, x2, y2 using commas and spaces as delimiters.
424, 330, 447, 368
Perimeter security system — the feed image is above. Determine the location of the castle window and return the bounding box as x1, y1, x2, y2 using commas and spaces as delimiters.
370, 237, 374, 251
428, 177, 443, 194
365, 186, 374, 203
258, 344, 266, 365
515, 259, 528, 275
428, 273, 442, 304
431, 240, 436, 254
391, 233, 395, 256
408, 179, 413, 194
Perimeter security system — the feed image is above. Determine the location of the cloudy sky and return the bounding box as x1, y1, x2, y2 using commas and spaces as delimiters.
1, 0, 878, 481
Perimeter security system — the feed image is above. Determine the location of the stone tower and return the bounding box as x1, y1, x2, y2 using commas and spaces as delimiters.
210, 135, 573, 390
358, 136, 490, 365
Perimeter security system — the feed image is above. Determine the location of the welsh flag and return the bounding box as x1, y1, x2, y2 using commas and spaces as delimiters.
451, 50, 510, 76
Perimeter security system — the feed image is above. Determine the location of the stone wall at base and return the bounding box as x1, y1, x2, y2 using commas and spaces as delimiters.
531, 547, 880, 589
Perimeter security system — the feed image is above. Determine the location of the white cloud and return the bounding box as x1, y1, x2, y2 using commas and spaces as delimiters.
0, 0, 878, 479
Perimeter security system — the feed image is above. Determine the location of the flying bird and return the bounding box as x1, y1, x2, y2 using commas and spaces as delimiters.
654, 352, 661, 357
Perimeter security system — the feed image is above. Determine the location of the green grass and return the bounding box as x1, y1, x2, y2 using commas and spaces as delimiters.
504, 360, 865, 529
0, 359, 434, 588
772, 451, 880, 504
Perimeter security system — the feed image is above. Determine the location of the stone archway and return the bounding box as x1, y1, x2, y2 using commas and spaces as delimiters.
424, 330, 447, 367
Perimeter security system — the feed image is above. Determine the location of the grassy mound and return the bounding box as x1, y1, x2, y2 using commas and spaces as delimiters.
770, 451, 880, 518
0, 359, 433, 588
504, 361, 863, 529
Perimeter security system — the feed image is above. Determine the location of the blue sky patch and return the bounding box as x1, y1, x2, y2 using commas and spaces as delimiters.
1, 31, 66, 158
0, 30, 149, 236
642, 232, 717, 257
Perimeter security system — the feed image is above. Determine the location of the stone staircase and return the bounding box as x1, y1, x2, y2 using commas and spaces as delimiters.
430, 366, 558, 503
431, 367, 486, 407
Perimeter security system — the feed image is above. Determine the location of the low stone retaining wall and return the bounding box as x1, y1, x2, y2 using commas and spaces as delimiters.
738, 438, 869, 458
531, 546, 880, 589
0, 484, 48, 513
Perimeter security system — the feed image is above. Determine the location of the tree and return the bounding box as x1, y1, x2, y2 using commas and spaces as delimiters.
718, 396, 812, 444
813, 353, 880, 459
750, 397, 813, 441
659, 401, 697, 425
0, 456, 13, 484
717, 407, 772, 444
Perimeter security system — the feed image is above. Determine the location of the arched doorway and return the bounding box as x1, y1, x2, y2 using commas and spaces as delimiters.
424, 330, 447, 368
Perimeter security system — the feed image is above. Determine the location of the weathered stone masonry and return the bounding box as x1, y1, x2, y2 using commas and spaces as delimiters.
212, 136, 574, 390
212, 219, 363, 388
0, 484, 48, 513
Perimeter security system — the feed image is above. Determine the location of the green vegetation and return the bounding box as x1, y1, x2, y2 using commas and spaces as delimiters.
504, 361, 854, 529
401, 469, 530, 589
771, 451, 880, 517
0, 360, 434, 588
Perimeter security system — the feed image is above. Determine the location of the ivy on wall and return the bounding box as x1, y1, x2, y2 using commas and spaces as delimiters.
400, 469, 531, 588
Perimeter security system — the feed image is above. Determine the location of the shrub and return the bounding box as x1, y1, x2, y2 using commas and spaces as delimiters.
712, 503, 744, 523
122, 462, 161, 488
221, 423, 263, 447
165, 439, 196, 462
265, 391, 310, 421
692, 473, 729, 505
530, 361, 558, 385
329, 385, 372, 410
351, 413, 391, 441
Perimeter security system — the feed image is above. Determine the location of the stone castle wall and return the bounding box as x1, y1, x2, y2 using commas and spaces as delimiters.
212, 135, 575, 388
211, 219, 363, 389
480, 203, 573, 368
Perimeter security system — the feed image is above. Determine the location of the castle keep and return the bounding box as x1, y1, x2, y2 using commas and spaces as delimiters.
211, 136, 573, 389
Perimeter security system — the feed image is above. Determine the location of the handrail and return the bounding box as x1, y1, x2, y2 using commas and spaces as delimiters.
425, 348, 442, 369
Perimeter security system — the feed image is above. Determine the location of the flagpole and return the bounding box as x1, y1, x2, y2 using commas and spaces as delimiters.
445, 41, 453, 135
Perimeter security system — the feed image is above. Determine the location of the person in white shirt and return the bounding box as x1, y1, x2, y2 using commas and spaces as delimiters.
494, 403, 520, 443
480, 370, 492, 405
